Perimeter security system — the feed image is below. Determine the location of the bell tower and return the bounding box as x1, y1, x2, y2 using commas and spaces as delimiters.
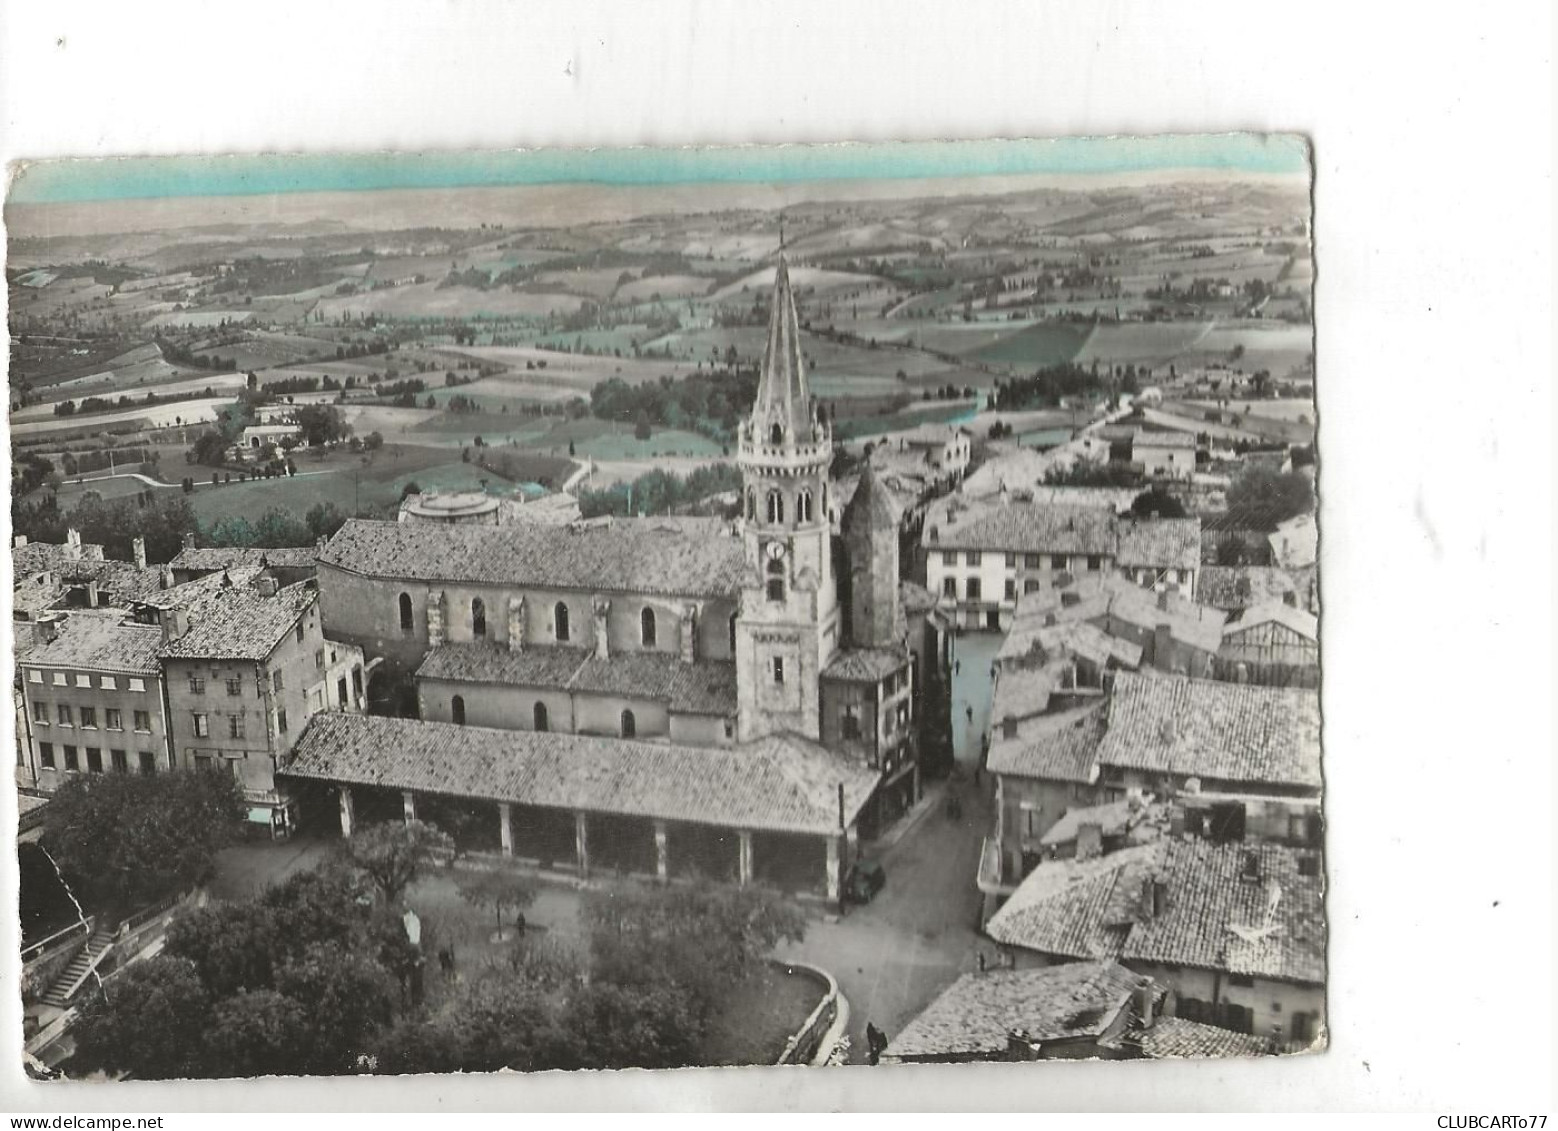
734, 256, 839, 742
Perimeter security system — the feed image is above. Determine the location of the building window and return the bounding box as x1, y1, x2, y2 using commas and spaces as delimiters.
451, 696, 466, 726
1005, 553, 1018, 569
1228, 974, 1255, 988
767, 489, 785, 525
134, 710, 151, 733
620, 709, 636, 738
1087, 554, 1103, 571
38, 743, 55, 769
965, 551, 981, 566
194, 753, 213, 772
56, 704, 73, 727
315, 648, 326, 671
188, 675, 205, 695
533, 701, 548, 732
277, 708, 288, 734
770, 423, 784, 445
31, 701, 48, 724
399, 592, 415, 633
129, 678, 145, 692
1025, 553, 1041, 568
226, 677, 242, 697
63, 746, 79, 772
967, 578, 982, 601
766, 559, 785, 603
798, 488, 814, 523
75, 674, 91, 689
139, 751, 156, 776
272, 670, 284, 693
295, 622, 305, 644
941, 551, 956, 566
745, 488, 756, 521
192, 713, 209, 738
641, 607, 657, 647
471, 597, 487, 638
1024, 579, 1041, 594
772, 656, 785, 685
27, 670, 41, 684
111, 749, 129, 773
842, 709, 861, 741
1004, 579, 1016, 601
100, 676, 116, 690
80, 707, 97, 730
88, 748, 104, 773
228, 714, 245, 739
105, 708, 122, 731
554, 601, 571, 642
942, 577, 956, 598
51, 673, 65, 686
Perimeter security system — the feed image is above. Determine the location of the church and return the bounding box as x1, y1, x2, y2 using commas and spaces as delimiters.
283, 258, 944, 901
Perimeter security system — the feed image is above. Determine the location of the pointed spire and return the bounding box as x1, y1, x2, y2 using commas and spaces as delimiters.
750, 255, 815, 444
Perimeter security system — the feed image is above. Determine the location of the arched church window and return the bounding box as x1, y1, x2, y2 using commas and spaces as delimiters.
399, 592, 414, 634
620, 709, 637, 738
451, 695, 466, 726
770, 423, 784, 446
534, 701, 549, 731
471, 597, 486, 638
798, 488, 813, 523
554, 601, 570, 642
746, 488, 756, 520
767, 490, 784, 525
641, 607, 657, 648
766, 557, 785, 603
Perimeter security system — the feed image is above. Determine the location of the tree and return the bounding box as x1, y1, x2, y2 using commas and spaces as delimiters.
274, 942, 399, 1074
339, 820, 452, 906
295, 404, 350, 447
188, 429, 228, 467
304, 501, 348, 541
71, 957, 211, 1079
1129, 488, 1187, 519
1225, 466, 1314, 531
364, 431, 384, 452
633, 413, 653, 441
399, 480, 422, 501
457, 871, 538, 942
41, 771, 246, 915
205, 989, 313, 1077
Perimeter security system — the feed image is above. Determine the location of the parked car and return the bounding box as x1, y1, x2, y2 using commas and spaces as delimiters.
844, 858, 887, 904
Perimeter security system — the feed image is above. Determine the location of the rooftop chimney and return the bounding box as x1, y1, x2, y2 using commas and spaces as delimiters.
592, 598, 611, 660
132, 537, 147, 571
65, 529, 82, 562
1004, 1029, 1040, 1062
1240, 850, 1261, 884
160, 565, 175, 590
1133, 980, 1158, 1031
1149, 877, 1169, 917
13, 535, 27, 549
253, 576, 280, 598
161, 607, 190, 643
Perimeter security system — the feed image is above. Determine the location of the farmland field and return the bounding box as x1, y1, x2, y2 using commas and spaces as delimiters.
13, 372, 244, 420
314, 283, 588, 321
1074, 320, 1216, 365
972, 321, 1095, 368
145, 311, 255, 329
12, 396, 230, 437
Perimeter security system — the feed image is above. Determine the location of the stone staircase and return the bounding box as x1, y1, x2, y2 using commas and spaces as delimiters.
38, 927, 115, 1009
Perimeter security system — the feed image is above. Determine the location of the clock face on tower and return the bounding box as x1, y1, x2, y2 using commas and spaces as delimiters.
765, 540, 787, 562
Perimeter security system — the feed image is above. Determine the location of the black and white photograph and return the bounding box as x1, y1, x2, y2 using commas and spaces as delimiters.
8, 135, 1324, 1079
0, 0, 1550, 1116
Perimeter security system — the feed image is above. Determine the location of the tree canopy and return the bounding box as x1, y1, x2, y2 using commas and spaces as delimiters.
40, 770, 245, 915
1225, 466, 1314, 531
339, 820, 453, 906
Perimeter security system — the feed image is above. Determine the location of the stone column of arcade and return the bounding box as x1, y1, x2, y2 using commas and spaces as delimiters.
825, 835, 841, 904
499, 803, 514, 857
738, 830, 755, 887
653, 821, 670, 883
402, 790, 417, 824
574, 812, 590, 877
339, 786, 355, 838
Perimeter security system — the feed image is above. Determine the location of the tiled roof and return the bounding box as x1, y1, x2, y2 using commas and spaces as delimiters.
170, 546, 318, 572
884, 961, 1147, 1060
12, 574, 64, 620
1100, 672, 1321, 791
134, 565, 265, 611
842, 464, 899, 533
986, 838, 1327, 985
417, 643, 590, 687
21, 611, 163, 674
896, 421, 970, 447
987, 702, 1108, 783
926, 501, 1117, 555
282, 714, 878, 837
12, 541, 103, 575
1134, 429, 1197, 449
999, 619, 1143, 673
158, 581, 316, 661
1137, 1017, 1277, 1059
319, 518, 747, 598
989, 663, 1060, 725
1116, 519, 1202, 571
1225, 601, 1319, 643
1013, 574, 1225, 657
823, 647, 909, 684
416, 644, 738, 716
1038, 797, 1164, 848
1194, 565, 1318, 613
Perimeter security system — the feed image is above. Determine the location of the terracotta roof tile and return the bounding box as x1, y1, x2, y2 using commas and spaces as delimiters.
987, 839, 1326, 985
20, 611, 163, 675
1100, 671, 1321, 790
157, 581, 316, 661
319, 518, 747, 599
282, 714, 877, 836
823, 647, 909, 684
170, 546, 318, 572
987, 702, 1109, 783
1116, 518, 1202, 571
1137, 1017, 1277, 1059
885, 961, 1147, 1060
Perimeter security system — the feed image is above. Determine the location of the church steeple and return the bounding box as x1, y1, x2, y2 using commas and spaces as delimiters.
749, 256, 819, 446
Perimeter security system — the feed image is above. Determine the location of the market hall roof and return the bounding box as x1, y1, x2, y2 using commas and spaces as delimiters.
416, 643, 738, 716
282, 713, 879, 837
318, 517, 747, 599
